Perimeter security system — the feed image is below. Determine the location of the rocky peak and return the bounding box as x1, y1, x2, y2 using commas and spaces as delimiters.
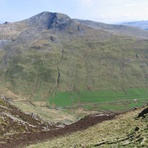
24, 11, 71, 30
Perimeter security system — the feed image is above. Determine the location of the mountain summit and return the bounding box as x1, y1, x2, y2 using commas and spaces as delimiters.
23, 11, 71, 30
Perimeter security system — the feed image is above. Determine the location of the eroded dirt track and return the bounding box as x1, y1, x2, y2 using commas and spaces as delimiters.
0, 113, 117, 148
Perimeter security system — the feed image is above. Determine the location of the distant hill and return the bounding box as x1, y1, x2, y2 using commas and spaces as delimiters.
122, 20, 148, 30
0, 11, 148, 108
76, 19, 148, 38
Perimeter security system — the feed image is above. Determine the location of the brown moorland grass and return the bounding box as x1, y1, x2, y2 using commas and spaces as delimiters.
27, 106, 148, 148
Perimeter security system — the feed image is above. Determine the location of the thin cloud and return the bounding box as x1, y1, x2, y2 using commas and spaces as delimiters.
127, 2, 148, 7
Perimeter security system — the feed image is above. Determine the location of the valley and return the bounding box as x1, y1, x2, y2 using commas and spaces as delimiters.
0, 11, 148, 147
0, 96, 147, 148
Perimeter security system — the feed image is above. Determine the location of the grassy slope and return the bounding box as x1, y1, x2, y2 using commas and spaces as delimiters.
27, 107, 148, 148
0, 13, 148, 109
11, 100, 78, 123
49, 88, 148, 107
2, 35, 148, 97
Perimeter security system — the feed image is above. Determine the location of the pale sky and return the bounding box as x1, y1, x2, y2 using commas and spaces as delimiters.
0, 0, 148, 24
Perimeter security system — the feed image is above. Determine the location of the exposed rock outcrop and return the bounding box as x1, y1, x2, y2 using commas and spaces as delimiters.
24, 11, 71, 30
138, 107, 148, 118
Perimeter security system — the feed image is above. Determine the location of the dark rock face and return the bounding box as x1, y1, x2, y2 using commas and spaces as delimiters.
24, 11, 71, 30
48, 13, 71, 30
138, 107, 148, 118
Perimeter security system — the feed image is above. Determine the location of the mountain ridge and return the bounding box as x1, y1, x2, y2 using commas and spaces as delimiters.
122, 20, 148, 30
76, 19, 148, 38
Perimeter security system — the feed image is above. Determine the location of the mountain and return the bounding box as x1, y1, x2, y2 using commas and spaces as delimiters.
122, 20, 148, 30
75, 19, 148, 38
0, 11, 148, 109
